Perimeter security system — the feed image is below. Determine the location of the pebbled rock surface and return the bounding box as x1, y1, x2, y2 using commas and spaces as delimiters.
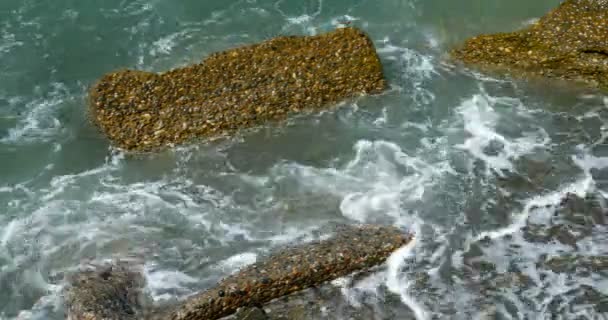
89, 27, 386, 151
160, 224, 411, 320
64, 261, 147, 320
451, 0, 608, 89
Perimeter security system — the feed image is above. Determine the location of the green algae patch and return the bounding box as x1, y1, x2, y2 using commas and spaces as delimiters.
90, 27, 386, 151
451, 0, 608, 88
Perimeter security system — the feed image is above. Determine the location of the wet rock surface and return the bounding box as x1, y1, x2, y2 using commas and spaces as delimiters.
226, 282, 412, 320
64, 224, 411, 320
90, 27, 386, 151
451, 0, 608, 89
64, 261, 147, 320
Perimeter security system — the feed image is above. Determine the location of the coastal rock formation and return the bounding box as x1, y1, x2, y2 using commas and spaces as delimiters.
64, 224, 412, 320
90, 27, 386, 151
451, 0, 608, 89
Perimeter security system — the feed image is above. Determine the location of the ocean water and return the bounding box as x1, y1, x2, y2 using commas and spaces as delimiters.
1, 0, 607, 319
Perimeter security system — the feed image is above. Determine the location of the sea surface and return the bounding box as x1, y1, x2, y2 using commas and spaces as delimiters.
1, 0, 607, 319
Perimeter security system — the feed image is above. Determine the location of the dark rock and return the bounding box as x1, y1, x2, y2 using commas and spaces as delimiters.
523, 192, 607, 247
89, 27, 386, 151
233, 307, 268, 320
452, 0, 608, 90
546, 285, 608, 314
157, 224, 412, 320
64, 261, 147, 320
541, 254, 608, 276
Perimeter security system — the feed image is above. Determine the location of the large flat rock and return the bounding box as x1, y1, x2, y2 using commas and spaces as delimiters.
451, 0, 608, 89
89, 27, 386, 151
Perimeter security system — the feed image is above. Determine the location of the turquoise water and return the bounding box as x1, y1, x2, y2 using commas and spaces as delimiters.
1, 0, 607, 319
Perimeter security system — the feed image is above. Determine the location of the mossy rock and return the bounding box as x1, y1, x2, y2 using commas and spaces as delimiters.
90, 27, 386, 151
451, 0, 608, 89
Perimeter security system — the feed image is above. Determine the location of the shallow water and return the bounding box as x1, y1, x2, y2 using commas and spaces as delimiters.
1, 0, 607, 319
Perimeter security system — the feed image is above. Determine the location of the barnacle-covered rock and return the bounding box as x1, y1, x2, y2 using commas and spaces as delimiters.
90, 27, 386, 151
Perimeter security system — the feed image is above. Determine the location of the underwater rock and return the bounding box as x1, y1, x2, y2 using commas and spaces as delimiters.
451, 0, 608, 89
523, 192, 607, 247
541, 254, 608, 275
89, 27, 386, 151
65, 224, 411, 320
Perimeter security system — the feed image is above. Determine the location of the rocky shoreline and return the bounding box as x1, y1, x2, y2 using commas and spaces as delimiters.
89, 27, 385, 151
68, 2, 608, 318
64, 224, 412, 320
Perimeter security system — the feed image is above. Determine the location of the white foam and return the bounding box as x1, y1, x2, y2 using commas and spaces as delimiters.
334, 271, 384, 309
377, 41, 437, 104
1, 220, 18, 247
0, 30, 24, 57
386, 238, 428, 320
455, 93, 549, 175
215, 252, 257, 274
339, 140, 453, 222
1, 83, 69, 144
144, 264, 199, 302
573, 152, 608, 173
275, 0, 323, 26
150, 32, 181, 56
473, 175, 594, 242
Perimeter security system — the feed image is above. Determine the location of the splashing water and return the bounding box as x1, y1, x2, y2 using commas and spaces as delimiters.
0, 0, 605, 319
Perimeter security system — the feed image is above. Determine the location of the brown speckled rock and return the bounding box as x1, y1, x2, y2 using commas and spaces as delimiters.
451, 0, 608, 89
160, 224, 411, 320
90, 27, 386, 151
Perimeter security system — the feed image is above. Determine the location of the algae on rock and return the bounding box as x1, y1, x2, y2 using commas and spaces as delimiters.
451, 0, 608, 89
89, 27, 386, 151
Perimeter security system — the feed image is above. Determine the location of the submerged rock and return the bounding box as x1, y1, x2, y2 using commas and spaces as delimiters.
64, 224, 412, 320
523, 192, 607, 247
451, 0, 608, 89
89, 27, 386, 151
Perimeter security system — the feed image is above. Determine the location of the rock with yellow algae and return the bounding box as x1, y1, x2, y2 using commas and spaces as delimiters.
90, 27, 386, 151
